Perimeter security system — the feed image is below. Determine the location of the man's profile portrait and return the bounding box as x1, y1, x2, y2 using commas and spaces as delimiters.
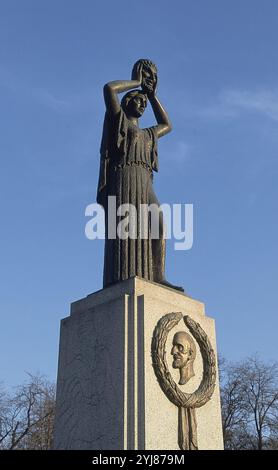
171, 331, 196, 385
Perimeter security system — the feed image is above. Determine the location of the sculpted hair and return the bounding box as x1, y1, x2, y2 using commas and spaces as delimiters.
121, 90, 147, 113
132, 59, 157, 79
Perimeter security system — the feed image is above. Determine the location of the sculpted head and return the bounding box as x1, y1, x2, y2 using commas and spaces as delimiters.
171, 331, 196, 385
121, 90, 147, 118
132, 59, 157, 94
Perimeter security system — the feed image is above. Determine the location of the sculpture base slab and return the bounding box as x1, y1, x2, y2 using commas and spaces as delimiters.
53, 277, 223, 450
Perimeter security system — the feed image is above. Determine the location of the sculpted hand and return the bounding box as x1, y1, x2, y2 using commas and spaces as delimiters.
131, 62, 143, 85
142, 68, 157, 98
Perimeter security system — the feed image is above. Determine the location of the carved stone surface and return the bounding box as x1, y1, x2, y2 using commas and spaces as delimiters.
151, 313, 217, 450
53, 277, 223, 450
53, 296, 126, 449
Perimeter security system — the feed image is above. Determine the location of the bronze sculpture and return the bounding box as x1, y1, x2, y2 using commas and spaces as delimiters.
97, 59, 183, 291
171, 331, 196, 385
152, 312, 217, 450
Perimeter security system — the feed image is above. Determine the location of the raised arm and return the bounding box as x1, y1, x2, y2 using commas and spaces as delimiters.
148, 94, 172, 138
142, 69, 172, 138
103, 64, 142, 116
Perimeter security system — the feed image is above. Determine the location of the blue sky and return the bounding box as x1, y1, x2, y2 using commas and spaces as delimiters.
0, 0, 277, 388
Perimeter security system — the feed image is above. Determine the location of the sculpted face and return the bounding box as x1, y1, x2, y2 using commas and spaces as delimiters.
171, 331, 196, 385
127, 93, 147, 118
141, 65, 157, 94
171, 332, 191, 368
131, 59, 157, 94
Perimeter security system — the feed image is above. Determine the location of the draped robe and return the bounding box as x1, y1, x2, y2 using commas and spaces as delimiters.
97, 109, 165, 288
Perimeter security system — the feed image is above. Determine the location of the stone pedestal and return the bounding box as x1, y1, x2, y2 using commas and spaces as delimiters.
53, 277, 223, 450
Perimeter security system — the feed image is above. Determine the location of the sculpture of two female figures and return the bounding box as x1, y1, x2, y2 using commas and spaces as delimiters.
97, 59, 183, 292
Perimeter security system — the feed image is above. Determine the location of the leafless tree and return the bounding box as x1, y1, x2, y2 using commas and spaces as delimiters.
220, 355, 278, 450
0, 374, 55, 450
2, 355, 278, 450
0, 382, 11, 447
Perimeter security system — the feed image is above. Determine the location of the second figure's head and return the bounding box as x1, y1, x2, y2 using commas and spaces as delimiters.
132, 58, 157, 95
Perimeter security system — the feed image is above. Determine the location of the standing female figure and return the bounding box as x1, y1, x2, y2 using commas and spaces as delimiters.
97, 59, 182, 291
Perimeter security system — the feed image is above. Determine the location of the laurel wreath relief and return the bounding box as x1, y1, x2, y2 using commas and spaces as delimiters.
151, 312, 217, 450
